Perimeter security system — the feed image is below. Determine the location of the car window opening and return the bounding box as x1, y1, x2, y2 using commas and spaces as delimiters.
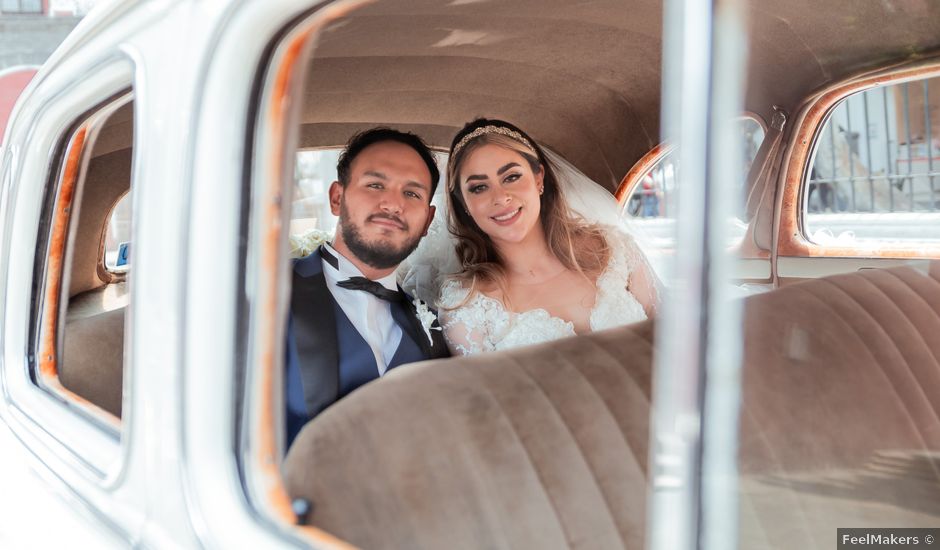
37, 96, 134, 422
805, 75, 940, 248
236, 2, 940, 548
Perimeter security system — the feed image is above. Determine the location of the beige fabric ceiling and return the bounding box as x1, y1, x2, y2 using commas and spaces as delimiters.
298, 0, 940, 189
87, 1, 940, 190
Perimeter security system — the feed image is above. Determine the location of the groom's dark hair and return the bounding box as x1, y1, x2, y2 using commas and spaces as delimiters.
336, 127, 440, 199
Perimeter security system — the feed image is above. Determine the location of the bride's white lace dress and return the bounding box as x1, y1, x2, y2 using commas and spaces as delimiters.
438, 229, 655, 356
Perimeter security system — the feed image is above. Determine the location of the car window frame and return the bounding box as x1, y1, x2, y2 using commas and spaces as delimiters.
230, 1, 378, 548
0, 55, 137, 491
615, 113, 767, 206
776, 59, 940, 262
615, 113, 774, 282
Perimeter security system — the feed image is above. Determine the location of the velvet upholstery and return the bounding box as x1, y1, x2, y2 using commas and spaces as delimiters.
737, 262, 940, 548
61, 306, 126, 418
284, 262, 940, 549
284, 322, 655, 550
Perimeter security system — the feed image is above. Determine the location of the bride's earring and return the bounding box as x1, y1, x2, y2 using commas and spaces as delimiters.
538, 186, 544, 195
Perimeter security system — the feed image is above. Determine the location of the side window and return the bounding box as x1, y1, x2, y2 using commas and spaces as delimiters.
622, 117, 765, 221
103, 192, 131, 272
0, 0, 42, 14
804, 76, 940, 246
35, 94, 134, 425
619, 117, 766, 277
289, 149, 341, 257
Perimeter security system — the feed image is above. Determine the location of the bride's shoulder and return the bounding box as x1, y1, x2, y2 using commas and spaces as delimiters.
595, 224, 640, 251
437, 278, 478, 310
592, 225, 648, 274
437, 277, 501, 311
437, 278, 467, 302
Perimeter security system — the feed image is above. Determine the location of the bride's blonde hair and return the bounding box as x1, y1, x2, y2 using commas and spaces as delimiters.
445, 118, 610, 307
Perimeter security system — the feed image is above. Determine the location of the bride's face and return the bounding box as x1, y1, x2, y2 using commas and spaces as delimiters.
458, 143, 545, 246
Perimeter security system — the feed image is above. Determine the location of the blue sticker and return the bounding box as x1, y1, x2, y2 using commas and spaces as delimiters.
117, 241, 130, 267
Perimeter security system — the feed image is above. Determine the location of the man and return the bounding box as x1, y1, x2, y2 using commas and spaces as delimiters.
285, 128, 449, 447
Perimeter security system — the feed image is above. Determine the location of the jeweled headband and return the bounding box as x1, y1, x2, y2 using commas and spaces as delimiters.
452, 125, 536, 157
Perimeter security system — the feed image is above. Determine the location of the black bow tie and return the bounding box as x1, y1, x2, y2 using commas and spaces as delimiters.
337, 277, 404, 303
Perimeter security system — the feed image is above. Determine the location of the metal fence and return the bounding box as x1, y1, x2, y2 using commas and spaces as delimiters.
0, 0, 42, 14
807, 76, 940, 213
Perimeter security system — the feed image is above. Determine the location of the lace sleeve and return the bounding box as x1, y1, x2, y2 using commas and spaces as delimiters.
612, 228, 662, 317
437, 280, 488, 356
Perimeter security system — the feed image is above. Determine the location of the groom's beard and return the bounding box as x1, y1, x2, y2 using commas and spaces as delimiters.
339, 199, 423, 270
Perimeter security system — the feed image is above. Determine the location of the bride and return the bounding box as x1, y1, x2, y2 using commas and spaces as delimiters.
438, 118, 659, 356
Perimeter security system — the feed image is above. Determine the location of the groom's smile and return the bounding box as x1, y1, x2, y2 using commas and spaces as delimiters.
367, 212, 408, 231
329, 140, 436, 278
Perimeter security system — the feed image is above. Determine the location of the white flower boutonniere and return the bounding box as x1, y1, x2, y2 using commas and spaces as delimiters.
412, 298, 442, 347
289, 228, 331, 258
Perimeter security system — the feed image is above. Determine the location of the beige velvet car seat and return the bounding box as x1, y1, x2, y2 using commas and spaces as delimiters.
736, 262, 940, 548
61, 306, 126, 418
284, 262, 940, 550
285, 321, 656, 550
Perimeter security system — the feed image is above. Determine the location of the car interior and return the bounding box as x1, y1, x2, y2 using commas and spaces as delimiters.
34, 0, 940, 548
58, 99, 133, 419
284, 261, 940, 549
271, 1, 940, 547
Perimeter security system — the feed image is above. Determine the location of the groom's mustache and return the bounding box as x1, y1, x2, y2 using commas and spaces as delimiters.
367, 212, 408, 230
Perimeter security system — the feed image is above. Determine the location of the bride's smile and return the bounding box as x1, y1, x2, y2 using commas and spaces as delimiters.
458, 143, 544, 245
491, 206, 522, 224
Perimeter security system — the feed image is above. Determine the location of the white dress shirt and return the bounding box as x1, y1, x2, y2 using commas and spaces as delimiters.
321, 243, 402, 376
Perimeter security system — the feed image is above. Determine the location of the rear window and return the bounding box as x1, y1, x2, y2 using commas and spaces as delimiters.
619, 116, 766, 277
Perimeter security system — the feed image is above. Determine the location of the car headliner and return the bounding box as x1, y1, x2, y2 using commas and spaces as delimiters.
88, 0, 940, 191
296, 0, 940, 189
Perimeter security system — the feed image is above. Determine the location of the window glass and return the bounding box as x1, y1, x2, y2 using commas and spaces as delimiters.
804, 76, 940, 246
0, 0, 41, 13
289, 149, 341, 259
103, 193, 131, 271
620, 117, 765, 276
291, 149, 341, 237
623, 117, 764, 221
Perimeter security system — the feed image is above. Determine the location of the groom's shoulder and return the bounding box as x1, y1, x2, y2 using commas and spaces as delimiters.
293, 248, 325, 278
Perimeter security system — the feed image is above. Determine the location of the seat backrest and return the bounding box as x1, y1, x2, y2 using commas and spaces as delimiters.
737, 262, 940, 548
61, 306, 126, 417
284, 262, 940, 549
284, 321, 655, 550
739, 262, 940, 472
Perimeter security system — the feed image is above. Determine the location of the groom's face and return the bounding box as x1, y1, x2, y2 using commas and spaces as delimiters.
330, 141, 436, 271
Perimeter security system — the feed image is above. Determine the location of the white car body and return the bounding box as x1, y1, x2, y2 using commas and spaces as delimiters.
2, 0, 938, 548
0, 0, 336, 547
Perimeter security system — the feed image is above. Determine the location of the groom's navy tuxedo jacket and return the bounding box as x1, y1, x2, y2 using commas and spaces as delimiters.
285, 247, 449, 446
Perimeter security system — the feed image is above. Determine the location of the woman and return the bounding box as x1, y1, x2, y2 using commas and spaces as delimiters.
438, 118, 659, 356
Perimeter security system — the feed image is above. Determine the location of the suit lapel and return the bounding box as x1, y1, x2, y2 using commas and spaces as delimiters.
291, 250, 451, 417
391, 290, 450, 360
291, 251, 340, 417
391, 293, 432, 359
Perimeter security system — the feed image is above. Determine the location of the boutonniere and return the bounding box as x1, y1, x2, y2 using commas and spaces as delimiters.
412, 298, 442, 347
289, 228, 331, 258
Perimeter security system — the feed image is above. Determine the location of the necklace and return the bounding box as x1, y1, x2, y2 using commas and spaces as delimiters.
509, 265, 568, 286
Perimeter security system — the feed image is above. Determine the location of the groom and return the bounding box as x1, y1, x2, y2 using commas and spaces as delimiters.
285, 128, 450, 447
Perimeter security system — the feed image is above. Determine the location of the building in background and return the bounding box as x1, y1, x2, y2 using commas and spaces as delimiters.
0, 0, 94, 139
0, 0, 91, 69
